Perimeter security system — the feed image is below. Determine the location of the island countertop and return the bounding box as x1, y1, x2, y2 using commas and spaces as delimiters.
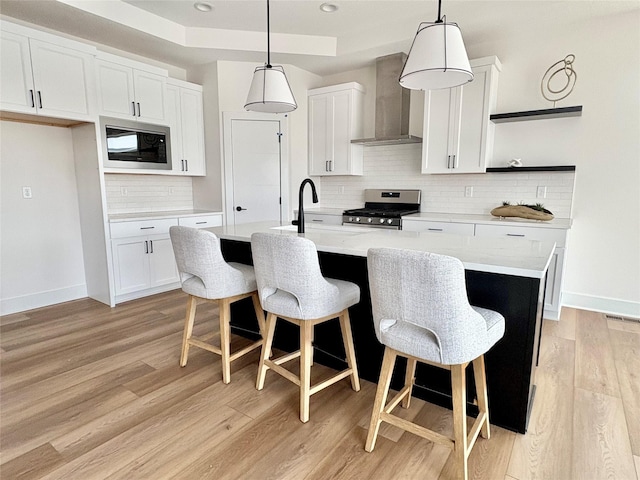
206, 221, 555, 279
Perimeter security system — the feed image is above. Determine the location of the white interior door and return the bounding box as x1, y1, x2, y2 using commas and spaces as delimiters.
224, 113, 288, 225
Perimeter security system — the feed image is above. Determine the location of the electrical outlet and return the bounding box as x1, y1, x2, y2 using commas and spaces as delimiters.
22, 186, 32, 199
536, 186, 547, 198
169, 187, 175, 195
465, 186, 473, 197
339, 185, 345, 194
121, 187, 128, 196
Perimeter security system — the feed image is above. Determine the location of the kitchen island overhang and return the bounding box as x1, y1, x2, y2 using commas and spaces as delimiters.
206, 222, 555, 434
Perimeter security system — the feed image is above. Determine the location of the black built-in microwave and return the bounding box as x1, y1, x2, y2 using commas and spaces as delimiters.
100, 117, 172, 170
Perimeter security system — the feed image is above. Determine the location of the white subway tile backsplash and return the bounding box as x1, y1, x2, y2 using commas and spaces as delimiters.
104, 174, 193, 214
320, 144, 575, 218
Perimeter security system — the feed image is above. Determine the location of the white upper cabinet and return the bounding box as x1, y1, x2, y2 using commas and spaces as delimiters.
0, 23, 96, 122
308, 82, 364, 176
166, 79, 206, 176
96, 53, 167, 124
422, 56, 501, 174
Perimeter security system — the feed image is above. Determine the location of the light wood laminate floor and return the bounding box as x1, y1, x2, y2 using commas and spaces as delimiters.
1, 290, 638, 479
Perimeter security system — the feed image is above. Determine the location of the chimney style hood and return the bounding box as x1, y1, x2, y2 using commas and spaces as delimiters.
351, 53, 422, 146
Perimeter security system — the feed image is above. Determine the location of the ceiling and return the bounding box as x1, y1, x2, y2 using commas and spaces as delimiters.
1, 0, 637, 76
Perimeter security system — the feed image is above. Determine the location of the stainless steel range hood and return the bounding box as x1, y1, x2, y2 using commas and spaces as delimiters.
351, 53, 422, 146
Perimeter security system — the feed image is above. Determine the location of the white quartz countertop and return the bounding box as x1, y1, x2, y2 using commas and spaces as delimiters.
109, 210, 223, 222
207, 221, 555, 279
402, 212, 572, 229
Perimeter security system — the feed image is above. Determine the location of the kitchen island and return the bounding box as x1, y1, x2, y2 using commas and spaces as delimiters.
206, 221, 555, 434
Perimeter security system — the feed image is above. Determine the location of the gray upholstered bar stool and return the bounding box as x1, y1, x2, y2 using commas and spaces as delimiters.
169, 226, 266, 384
365, 248, 505, 480
250, 232, 361, 423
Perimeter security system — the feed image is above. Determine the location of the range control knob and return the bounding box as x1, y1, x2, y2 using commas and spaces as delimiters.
379, 218, 385, 224
349, 217, 353, 222
387, 219, 393, 225
355, 217, 360, 222
367, 218, 373, 223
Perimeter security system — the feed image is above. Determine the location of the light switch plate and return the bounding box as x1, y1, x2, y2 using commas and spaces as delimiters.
465, 186, 473, 197
22, 186, 32, 199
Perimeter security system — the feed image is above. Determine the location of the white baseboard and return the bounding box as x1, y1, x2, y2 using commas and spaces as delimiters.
0, 284, 88, 316
562, 292, 640, 319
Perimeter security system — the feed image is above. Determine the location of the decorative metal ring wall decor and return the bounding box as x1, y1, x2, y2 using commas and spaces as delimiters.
541, 54, 577, 106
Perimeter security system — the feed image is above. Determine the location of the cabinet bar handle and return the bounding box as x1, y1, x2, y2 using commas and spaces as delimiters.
447, 155, 451, 169
137, 102, 141, 117
428, 228, 443, 231
507, 233, 525, 237
37, 91, 43, 108
195, 221, 207, 225
311, 219, 323, 222
132, 102, 136, 116
185, 159, 188, 171
29, 90, 35, 108
149, 240, 153, 253
453, 154, 458, 169
144, 240, 149, 254
181, 159, 185, 171
325, 160, 329, 172
140, 226, 155, 230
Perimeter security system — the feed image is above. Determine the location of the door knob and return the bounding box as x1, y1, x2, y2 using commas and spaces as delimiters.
236, 206, 247, 211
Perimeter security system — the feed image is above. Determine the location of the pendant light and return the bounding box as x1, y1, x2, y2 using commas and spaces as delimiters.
245, 0, 297, 113
399, 0, 473, 90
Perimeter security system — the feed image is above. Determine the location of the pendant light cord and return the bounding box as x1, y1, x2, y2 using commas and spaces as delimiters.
436, 0, 443, 23
266, 0, 272, 68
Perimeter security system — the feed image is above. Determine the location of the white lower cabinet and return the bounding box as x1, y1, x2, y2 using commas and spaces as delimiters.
178, 214, 223, 229
473, 224, 567, 319
110, 218, 180, 301
304, 213, 343, 226
401, 220, 475, 235
403, 219, 569, 320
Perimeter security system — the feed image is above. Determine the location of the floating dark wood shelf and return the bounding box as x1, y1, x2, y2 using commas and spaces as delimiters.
486, 166, 576, 173
490, 106, 582, 123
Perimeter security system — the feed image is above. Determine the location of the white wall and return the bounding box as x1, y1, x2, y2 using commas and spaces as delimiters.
473, 11, 640, 317
0, 120, 87, 314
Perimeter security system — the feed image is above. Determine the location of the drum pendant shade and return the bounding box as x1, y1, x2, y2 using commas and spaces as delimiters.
244, 0, 297, 113
399, 0, 473, 91
245, 65, 297, 113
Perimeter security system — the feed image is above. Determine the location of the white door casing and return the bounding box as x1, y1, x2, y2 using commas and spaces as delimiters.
223, 112, 289, 226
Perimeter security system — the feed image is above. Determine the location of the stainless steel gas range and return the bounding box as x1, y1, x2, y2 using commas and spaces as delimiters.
342, 189, 421, 230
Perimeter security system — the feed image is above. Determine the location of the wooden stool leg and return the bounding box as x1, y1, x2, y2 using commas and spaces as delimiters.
451, 363, 469, 480
402, 358, 417, 408
180, 295, 198, 367
256, 312, 277, 390
310, 324, 315, 366
365, 347, 397, 452
473, 355, 490, 439
300, 321, 313, 423
219, 299, 232, 384
251, 292, 266, 337
339, 310, 361, 392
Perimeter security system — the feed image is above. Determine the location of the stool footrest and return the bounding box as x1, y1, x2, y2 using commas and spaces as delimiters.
264, 359, 301, 386
189, 337, 222, 355
380, 412, 454, 448
385, 384, 413, 413
273, 350, 301, 366
309, 369, 353, 396
228, 339, 263, 362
